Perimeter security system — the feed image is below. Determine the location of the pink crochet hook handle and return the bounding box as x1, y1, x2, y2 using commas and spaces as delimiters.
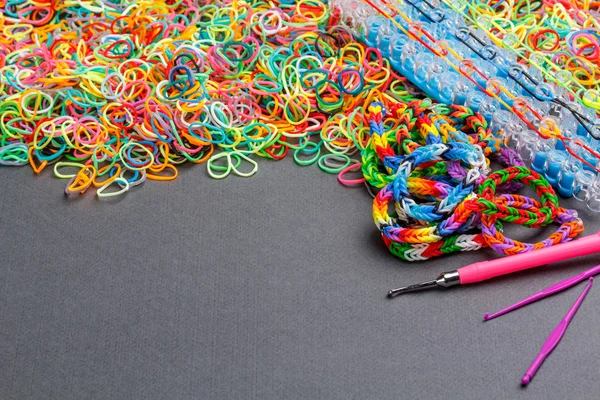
459, 231, 600, 284
388, 231, 600, 297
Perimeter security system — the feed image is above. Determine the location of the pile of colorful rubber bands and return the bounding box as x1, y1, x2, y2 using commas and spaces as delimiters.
0, 0, 424, 196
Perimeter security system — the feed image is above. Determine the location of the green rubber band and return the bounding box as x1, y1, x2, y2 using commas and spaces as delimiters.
314, 79, 344, 111
294, 142, 321, 166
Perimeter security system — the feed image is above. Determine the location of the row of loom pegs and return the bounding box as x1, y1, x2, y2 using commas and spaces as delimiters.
498, 111, 600, 212
340, 0, 599, 131
360, 2, 599, 134
330, 0, 600, 211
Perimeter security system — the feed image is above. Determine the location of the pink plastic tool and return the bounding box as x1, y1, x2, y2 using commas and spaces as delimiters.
521, 277, 594, 386
388, 231, 600, 297
484, 264, 600, 321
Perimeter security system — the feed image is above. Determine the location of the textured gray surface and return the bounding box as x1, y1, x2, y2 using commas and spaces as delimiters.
1, 159, 600, 400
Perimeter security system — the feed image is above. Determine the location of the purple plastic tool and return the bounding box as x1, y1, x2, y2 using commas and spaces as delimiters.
521, 277, 594, 385
484, 264, 600, 321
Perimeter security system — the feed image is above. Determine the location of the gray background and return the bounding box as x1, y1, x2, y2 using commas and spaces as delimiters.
1, 159, 600, 400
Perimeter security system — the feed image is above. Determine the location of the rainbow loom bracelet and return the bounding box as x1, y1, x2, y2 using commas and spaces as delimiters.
366, 101, 583, 261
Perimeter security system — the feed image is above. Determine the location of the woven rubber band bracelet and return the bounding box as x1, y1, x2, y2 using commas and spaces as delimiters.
362, 100, 523, 191
365, 101, 583, 261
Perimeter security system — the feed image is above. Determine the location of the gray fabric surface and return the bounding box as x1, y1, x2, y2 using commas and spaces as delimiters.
2, 160, 600, 400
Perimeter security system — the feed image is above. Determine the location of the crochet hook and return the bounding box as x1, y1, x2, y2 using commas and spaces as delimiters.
521, 277, 593, 385
388, 231, 600, 298
484, 263, 600, 321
